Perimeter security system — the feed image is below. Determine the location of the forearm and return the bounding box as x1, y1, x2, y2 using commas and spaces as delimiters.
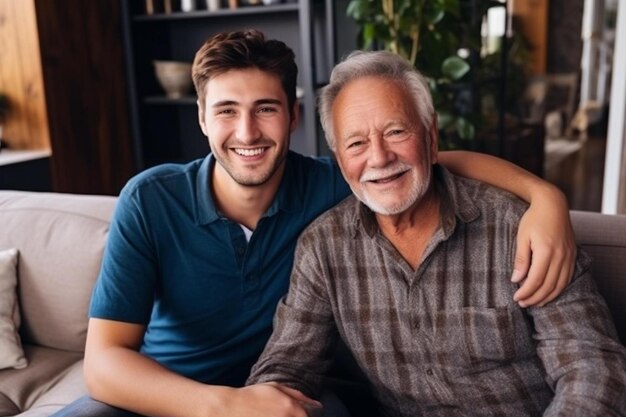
532, 258, 626, 414
84, 347, 228, 417
439, 150, 564, 204
247, 297, 337, 397
248, 252, 338, 396
544, 362, 626, 416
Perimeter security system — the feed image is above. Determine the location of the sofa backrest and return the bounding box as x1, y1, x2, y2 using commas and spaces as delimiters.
0, 190, 117, 353
571, 210, 626, 344
0, 191, 624, 353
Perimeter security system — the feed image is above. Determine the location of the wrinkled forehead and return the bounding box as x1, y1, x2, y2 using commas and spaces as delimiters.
333, 77, 418, 123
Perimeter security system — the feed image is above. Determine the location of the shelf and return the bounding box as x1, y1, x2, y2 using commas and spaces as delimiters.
133, 3, 299, 22
0, 148, 52, 166
122, 0, 327, 167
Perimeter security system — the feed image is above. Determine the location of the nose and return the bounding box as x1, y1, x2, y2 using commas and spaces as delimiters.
236, 113, 261, 143
368, 136, 395, 168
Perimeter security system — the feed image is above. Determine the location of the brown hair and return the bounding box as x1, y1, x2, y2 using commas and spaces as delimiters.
192, 29, 298, 114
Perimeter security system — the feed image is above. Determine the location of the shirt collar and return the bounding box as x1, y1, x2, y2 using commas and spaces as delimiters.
265, 151, 303, 216
350, 164, 481, 239
195, 154, 219, 225
195, 152, 302, 225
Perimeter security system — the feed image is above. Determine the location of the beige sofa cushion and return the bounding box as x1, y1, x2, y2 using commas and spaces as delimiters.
0, 344, 84, 416
0, 191, 116, 352
571, 210, 626, 343
0, 248, 28, 370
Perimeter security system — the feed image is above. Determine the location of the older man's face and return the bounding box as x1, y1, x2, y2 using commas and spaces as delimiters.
332, 76, 437, 215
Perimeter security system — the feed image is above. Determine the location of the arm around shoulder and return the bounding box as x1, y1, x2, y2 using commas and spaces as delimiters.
439, 150, 577, 307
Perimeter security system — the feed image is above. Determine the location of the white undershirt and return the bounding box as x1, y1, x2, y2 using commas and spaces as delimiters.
239, 224, 253, 242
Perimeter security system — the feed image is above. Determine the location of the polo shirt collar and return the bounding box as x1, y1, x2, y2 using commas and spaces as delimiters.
436, 164, 481, 238
267, 151, 303, 216
195, 152, 302, 225
195, 154, 219, 225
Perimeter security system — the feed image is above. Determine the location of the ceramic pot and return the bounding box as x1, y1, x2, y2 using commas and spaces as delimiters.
181, 0, 195, 11
153, 61, 193, 99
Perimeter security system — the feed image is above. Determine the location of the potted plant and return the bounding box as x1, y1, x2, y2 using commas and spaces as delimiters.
347, 0, 476, 148
346, 0, 534, 157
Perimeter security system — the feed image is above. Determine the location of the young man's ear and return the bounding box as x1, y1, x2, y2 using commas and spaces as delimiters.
289, 101, 300, 133
198, 100, 208, 136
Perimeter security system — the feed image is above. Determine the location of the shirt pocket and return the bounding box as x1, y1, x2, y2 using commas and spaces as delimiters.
433, 306, 535, 375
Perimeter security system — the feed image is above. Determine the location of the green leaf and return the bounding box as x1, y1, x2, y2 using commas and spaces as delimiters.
441, 56, 470, 80
442, 0, 460, 16
437, 111, 454, 129
424, 1, 445, 25
346, 0, 369, 20
362, 23, 377, 49
456, 117, 475, 140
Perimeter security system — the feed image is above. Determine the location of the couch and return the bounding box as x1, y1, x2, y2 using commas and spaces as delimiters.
0, 190, 625, 416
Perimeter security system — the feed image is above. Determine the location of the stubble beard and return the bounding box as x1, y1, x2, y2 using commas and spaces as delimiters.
355, 163, 432, 216
212, 140, 289, 187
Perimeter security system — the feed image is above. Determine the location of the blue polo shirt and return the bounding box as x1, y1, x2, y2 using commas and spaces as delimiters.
89, 151, 350, 386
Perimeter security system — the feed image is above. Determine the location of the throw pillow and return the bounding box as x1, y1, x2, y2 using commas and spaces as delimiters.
0, 248, 27, 370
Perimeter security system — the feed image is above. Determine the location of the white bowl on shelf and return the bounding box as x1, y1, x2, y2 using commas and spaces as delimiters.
153, 60, 193, 99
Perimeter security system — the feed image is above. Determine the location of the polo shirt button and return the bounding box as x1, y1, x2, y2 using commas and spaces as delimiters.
426, 369, 433, 376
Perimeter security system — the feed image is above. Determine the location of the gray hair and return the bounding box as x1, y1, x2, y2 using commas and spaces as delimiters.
318, 50, 435, 151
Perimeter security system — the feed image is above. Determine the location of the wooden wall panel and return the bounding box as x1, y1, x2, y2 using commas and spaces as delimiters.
513, 0, 549, 75
33, 0, 136, 195
0, 0, 50, 150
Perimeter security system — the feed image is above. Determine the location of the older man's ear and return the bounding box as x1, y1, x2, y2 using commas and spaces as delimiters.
429, 116, 439, 165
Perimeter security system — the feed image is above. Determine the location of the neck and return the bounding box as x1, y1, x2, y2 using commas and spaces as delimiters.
376, 183, 441, 270
211, 162, 285, 230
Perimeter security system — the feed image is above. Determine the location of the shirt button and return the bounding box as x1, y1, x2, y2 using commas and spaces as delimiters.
426, 369, 434, 376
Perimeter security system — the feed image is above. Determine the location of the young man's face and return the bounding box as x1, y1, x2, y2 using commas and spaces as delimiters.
332, 76, 437, 215
198, 68, 298, 187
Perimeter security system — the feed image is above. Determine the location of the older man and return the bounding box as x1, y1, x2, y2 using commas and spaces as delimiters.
247, 50, 626, 416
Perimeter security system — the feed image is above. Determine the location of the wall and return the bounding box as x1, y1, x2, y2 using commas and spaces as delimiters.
1, 1, 136, 195
34, 0, 136, 195
547, 0, 584, 74
602, 0, 626, 214
0, 0, 50, 151
513, 0, 548, 74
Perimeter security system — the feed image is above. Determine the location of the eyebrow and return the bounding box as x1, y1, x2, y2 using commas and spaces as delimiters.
211, 98, 283, 108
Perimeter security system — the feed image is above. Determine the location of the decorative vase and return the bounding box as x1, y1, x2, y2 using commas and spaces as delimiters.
181, 0, 196, 12
207, 0, 220, 11
153, 61, 193, 99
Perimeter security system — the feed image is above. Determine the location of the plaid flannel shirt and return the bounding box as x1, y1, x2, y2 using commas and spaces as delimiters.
248, 166, 626, 416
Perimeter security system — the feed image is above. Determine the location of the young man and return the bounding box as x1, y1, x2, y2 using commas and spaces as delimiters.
247, 50, 626, 416
55, 31, 575, 417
